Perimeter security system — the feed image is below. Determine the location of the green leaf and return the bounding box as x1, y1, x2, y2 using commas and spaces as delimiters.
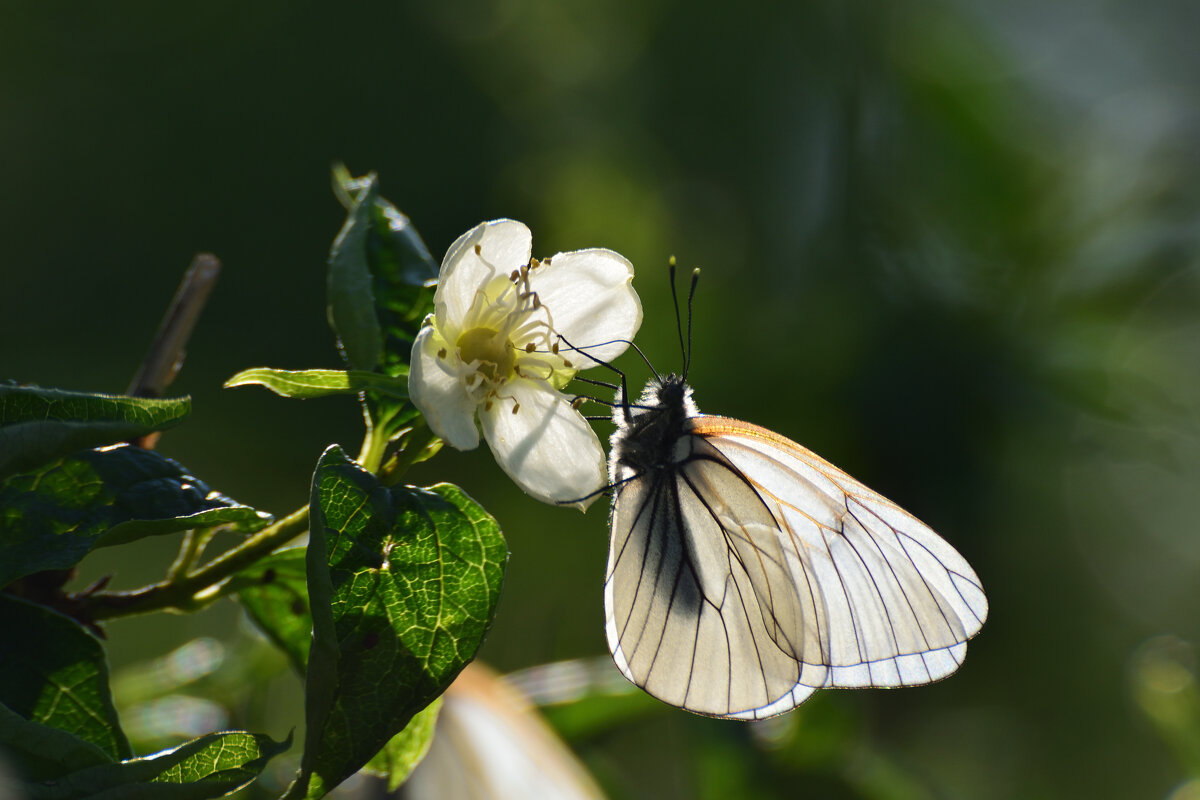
0, 385, 190, 481
332, 169, 437, 379
332, 167, 438, 372
0, 702, 113, 781
332, 168, 437, 446
24, 730, 290, 800
0, 444, 272, 589
234, 548, 445, 792
327, 175, 385, 372
0, 595, 130, 771
223, 367, 408, 400
233, 547, 311, 673
361, 697, 442, 792
297, 445, 507, 798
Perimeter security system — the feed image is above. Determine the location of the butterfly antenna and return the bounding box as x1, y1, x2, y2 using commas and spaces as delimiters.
669, 256, 687, 373
684, 267, 699, 378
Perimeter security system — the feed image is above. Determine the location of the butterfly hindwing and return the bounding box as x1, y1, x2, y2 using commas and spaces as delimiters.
694, 417, 988, 689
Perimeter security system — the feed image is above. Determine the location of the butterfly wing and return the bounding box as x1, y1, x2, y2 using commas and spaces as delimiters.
604, 415, 988, 720
604, 455, 817, 718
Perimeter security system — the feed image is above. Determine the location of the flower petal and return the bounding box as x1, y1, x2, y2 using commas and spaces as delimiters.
530, 248, 642, 364
409, 326, 481, 450
479, 378, 606, 511
436, 220, 532, 327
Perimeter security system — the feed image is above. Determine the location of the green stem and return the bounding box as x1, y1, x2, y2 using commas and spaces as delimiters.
85, 504, 310, 621
165, 527, 216, 581
380, 422, 436, 486
357, 419, 389, 474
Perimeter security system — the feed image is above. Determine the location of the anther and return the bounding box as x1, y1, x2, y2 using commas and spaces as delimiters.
510, 270, 520, 282
512, 402, 520, 414
571, 397, 586, 410
437, 348, 447, 359
474, 244, 482, 255
525, 342, 536, 353
551, 341, 560, 354
485, 399, 493, 411
563, 359, 573, 368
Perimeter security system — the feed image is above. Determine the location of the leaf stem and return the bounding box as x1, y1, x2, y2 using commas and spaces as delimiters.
357, 416, 390, 474
165, 528, 212, 581
85, 505, 310, 621
379, 422, 436, 485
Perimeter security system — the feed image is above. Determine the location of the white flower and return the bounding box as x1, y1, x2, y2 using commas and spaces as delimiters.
409, 219, 642, 510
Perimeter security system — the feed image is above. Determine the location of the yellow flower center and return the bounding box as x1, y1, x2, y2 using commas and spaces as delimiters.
456, 327, 516, 384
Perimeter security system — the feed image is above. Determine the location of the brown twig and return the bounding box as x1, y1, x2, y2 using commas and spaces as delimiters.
127, 252, 222, 448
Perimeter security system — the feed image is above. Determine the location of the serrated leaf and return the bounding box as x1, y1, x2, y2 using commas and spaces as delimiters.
0, 385, 190, 481
24, 730, 290, 800
0, 702, 114, 781
361, 697, 442, 792
328, 176, 385, 372
0, 595, 130, 772
297, 445, 506, 798
0, 444, 272, 589
223, 367, 408, 400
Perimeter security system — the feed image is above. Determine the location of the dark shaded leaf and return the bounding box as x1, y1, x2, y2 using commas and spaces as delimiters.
233, 547, 311, 673
332, 166, 438, 379
0, 444, 272, 589
0, 596, 130, 770
0, 702, 113, 781
331, 169, 437, 445
0, 386, 190, 481
361, 698, 442, 792
24, 730, 289, 800
327, 177, 385, 372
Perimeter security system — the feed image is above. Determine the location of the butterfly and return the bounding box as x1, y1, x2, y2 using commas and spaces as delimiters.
598, 269, 988, 720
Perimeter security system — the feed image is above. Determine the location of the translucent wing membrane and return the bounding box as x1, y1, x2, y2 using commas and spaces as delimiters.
604, 414, 987, 720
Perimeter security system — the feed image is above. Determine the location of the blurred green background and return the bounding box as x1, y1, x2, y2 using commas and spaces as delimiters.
6, 0, 1200, 797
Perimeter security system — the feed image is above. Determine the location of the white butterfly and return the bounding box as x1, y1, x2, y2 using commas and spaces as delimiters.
600, 287, 987, 720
